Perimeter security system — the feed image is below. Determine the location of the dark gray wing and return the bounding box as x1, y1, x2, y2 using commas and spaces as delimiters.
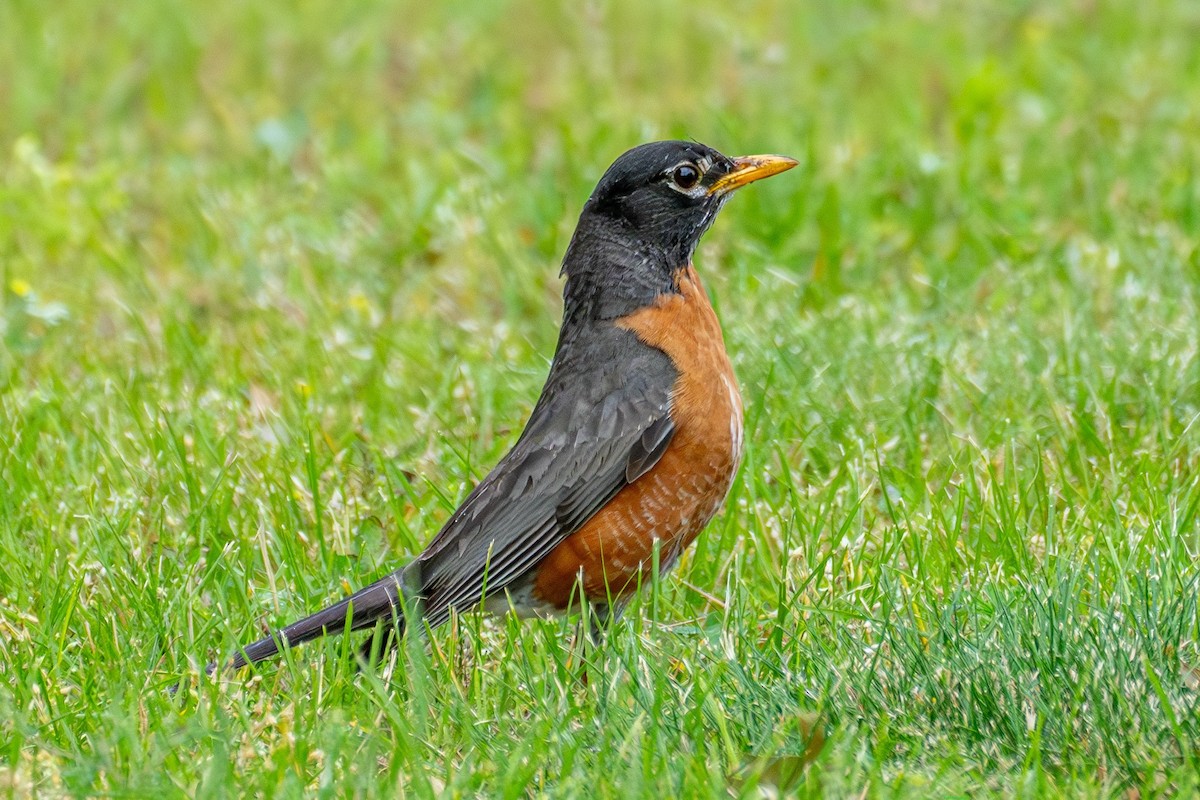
410, 328, 677, 624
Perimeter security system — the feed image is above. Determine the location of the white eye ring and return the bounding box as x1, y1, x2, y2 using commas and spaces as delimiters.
672, 160, 700, 190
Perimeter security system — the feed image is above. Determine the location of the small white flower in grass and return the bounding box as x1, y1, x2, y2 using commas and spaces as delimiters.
917, 152, 942, 175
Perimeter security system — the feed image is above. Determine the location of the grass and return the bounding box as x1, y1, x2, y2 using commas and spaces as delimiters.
1, 0, 1199, 795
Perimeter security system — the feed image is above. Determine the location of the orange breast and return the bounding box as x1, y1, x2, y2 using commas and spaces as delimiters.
533, 265, 743, 608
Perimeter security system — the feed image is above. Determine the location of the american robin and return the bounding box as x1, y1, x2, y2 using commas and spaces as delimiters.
217, 140, 796, 672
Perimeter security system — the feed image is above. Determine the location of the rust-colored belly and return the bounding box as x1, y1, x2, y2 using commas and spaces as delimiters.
533, 265, 743, 608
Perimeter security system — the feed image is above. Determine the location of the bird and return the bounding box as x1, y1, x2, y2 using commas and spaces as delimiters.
213, 140, 797, 673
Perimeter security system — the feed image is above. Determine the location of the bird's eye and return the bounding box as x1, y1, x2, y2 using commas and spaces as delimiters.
670, 162, 702, 190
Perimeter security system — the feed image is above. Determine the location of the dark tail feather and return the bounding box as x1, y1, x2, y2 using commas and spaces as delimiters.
210, 568, 412, 674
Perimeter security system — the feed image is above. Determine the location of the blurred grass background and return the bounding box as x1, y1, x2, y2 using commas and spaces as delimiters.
1, 0, 1199, 796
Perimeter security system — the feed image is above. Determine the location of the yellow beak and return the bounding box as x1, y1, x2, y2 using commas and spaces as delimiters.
708, 154, 799, 195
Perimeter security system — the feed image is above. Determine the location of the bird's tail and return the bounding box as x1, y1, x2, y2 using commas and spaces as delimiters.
210, 566, 417, 673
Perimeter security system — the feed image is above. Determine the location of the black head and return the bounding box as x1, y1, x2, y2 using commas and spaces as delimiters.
560, 140, 796, 320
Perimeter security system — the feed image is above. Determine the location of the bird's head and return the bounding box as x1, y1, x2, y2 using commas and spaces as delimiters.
562, 140, 796, 318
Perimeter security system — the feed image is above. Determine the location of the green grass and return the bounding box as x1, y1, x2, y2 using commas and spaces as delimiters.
2, 0, 1199, 795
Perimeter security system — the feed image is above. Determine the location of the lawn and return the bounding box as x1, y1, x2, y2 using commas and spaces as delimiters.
2, 0, 1199, 796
